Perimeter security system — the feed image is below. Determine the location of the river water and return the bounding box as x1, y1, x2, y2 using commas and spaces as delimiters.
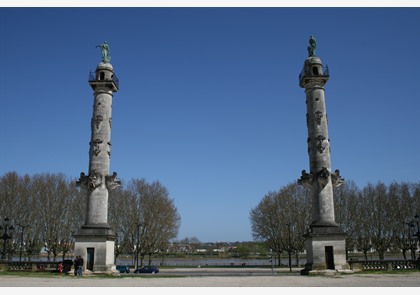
10, 255, 304, 267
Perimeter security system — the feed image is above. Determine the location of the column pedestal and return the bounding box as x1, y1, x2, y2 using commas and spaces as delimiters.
301, 225, 350, 275
73, 226, 117, 274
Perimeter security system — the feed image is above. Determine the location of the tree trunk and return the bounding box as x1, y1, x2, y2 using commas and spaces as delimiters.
148, 253, 152, 266
363, 250, 368, 260
402, 250, 407, 260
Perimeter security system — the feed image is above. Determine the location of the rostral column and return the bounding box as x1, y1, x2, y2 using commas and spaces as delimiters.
298, 36, 350, 274
74, 41, 120, 273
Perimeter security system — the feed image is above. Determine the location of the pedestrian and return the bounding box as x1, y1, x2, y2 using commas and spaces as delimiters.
77, 256, 84, 276
58, 262, 63, 276
73, 256, 79, 276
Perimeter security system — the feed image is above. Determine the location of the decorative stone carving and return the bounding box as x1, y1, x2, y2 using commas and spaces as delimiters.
331, 169, 345, 188
95, 115, 103, 129
298, 169, 314, 188
314, 111, 323, 125
109, 117, 112, 128
76, 172, 89, 190
91, 138, 103, 156
314, 135, 326, 153
76, 171, 102, 190
315, 167, 330, 189
298, 168, 332, 189
88, 170, 102, 189
105, 172, 121, 190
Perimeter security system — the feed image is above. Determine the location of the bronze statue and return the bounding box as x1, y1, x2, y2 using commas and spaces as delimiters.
96, 41, 111, 63
307, 35, 316, 57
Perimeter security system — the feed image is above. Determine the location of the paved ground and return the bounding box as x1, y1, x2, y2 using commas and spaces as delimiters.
1, 268, 420, 288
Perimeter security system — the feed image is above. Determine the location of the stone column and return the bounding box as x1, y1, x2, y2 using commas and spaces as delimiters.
300, 56, 338, 227
298, 36, 349, 274
74, 58, 120, 274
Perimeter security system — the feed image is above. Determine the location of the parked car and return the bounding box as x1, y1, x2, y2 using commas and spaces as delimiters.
134, 266, 159, 274
116, 265, 130, 273
62, 259, 74, 274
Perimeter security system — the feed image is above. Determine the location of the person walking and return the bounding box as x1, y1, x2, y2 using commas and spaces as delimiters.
73, 256, 79, 276
77, 256, 84, 276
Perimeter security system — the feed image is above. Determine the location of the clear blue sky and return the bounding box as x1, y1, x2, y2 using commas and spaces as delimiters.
1, 6, 419, 243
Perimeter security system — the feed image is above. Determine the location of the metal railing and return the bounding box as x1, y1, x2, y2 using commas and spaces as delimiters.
299, 65, 329, 85
89, 71, 119, 90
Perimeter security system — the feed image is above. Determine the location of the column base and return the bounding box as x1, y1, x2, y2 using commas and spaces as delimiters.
301, 224, 351, 275
73, 225, 116, 274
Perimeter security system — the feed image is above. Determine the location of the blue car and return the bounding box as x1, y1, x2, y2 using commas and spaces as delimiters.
134, 266, 159, 274
116, 265, 130, 273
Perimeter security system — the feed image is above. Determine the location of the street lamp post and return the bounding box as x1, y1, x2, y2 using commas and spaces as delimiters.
286, 222, 292, 272
17, 224, 28, 262
135, 223, 142, 270
413, 214, 420, 258
269, 249, 274, 275
405, 220, 416, 260
0, 217, 15, 260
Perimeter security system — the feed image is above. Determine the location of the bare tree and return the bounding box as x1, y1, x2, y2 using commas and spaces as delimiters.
334, 180, 360, 259
32, 173, 74, 261
0, 172, 29, 228
250, 183, 310, 266
361, 182, 396, 260
126, 178, 180, 267
280, 183, 311, 266
108, 184, 134, 262
0, 172, 29, 258
355, 187, 373, 260
388, 182, 419, 259
250, 191, 283, 265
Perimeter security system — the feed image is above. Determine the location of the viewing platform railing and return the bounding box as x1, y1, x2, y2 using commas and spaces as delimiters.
89, 71, 119, 90
299, 65, 329, 85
